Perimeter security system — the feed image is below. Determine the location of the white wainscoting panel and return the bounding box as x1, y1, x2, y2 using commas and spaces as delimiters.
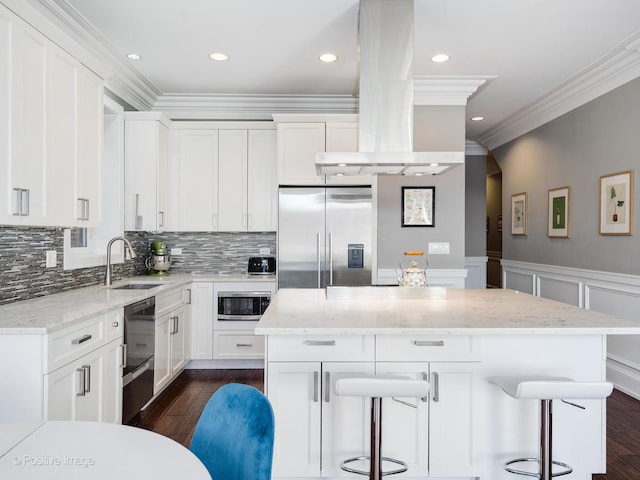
377, 269, 467, 289
501, 259, 640, 399
464, 256, 487, 289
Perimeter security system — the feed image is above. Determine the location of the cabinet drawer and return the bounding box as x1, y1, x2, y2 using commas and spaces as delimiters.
156, 287, 185, 316
104, 309, 124, 343
214, 332, 264, 360
46, 315, 106, 373
375, 335, 481, 362
267, 335, 374, 362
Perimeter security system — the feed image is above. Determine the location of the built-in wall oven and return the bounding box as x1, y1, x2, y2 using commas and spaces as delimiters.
122, 296, 155, 424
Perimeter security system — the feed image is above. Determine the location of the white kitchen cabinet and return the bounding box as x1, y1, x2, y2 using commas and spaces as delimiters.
213, 331, 264, 359
124, 112, 170, 231
275, 118, 370, 186
176, 129, 219, 231
247, 129, 278, 231
45, 337, 122, 423
0, 9, 9, 223
218, 130, 248, 231
154, 287, 190, 394
190, 282, 214, 360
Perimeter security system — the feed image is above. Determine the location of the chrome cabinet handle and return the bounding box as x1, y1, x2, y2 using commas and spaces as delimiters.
421, 372, 429, 402
12, 188, 21, 216
21, 189, 29, 216
170, 316, 179, 334
77, 198, 90, 220
212, 213, 218, 229
76, 368, 86, 396
304, 340, 336, 346
112, 321, 119, 328
158, 211, 164, 227
432, 372, 440, 402
72, 334, 92, 345
135, 193, 142, 229
413, 340, 445, 347
186, 288, 192, 304
236, 343, 253, 347
121, 344, 127, 368
247, 213, 252, 230
83, 365, 91, 393
324, 372, 331, 403
313, 371, 319, 403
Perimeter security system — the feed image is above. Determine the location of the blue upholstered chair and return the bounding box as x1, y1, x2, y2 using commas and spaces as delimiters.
190, 383, 275, 480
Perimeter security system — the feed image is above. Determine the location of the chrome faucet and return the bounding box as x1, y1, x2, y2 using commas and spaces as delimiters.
105, 237, 137, 286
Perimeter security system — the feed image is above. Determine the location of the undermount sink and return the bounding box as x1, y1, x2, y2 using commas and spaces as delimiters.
110, 283, 160, 290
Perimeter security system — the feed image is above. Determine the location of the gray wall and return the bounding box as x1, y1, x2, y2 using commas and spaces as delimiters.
376, 105, 466, 270
493, 77, 640, 275
465, 154, 487, 257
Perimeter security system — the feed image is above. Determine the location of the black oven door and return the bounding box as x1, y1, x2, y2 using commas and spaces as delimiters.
217, 291, 271, 320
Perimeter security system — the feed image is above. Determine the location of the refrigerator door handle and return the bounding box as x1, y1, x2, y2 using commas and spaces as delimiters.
328, 232, 333, 286
316, 232, 321, 288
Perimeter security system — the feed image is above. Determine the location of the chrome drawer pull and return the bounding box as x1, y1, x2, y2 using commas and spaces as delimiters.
304, 340, 336, 346
72, 334, 92, 345
236, 343, 253, 347
413, 340, 445, 347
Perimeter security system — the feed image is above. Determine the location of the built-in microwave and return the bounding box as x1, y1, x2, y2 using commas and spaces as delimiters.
217, 291, 271, 321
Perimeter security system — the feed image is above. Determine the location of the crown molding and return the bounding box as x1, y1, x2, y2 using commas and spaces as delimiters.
465, 140, 488, 156
477, 30, 640, 150
25, 0, 160, 110
414, 76, 495, 106
152, 94, 358, 120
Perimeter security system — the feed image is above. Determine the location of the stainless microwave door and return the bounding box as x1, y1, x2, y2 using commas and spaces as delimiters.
326, 187, 372, 286
278, 188, 326, 288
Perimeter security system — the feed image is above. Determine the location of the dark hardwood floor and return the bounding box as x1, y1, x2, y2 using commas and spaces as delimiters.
136, 370, 640, 479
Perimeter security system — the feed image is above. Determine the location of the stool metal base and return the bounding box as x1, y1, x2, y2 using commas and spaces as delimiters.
505, 458, 573, 478
341, 456, 408, 477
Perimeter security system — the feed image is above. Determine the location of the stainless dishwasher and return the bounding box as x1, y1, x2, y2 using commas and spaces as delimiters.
122, 296, 155, 424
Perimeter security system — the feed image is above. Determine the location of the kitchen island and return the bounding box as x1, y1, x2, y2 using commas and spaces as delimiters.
255, 287, 640, 480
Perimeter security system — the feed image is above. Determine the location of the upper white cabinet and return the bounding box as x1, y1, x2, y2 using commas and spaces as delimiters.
0, 5, 104, 227
273, 115, 371, 186
124, 112, 170, 232
169, 122, 277, 232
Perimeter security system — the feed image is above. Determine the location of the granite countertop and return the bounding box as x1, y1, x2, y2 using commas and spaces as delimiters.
255, 287, 640, 335
0, 273, 276, 335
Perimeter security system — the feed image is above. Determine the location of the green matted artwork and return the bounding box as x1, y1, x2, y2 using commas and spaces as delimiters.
600, 170, 633, 235
548, 186, 570, 238
511, 192, 527, 235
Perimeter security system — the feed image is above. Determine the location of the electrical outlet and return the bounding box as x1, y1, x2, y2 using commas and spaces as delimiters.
428, 242, 450, 255
45, 250, 57, 268
171, 248, 183, 255
259, 247, 270, 255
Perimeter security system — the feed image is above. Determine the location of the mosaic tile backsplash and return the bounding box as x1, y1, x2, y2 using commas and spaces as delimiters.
0, 227, 276, 306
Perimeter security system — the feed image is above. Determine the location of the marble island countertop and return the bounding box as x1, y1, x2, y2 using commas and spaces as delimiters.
0, 273, 276, 334
255, 287, 640, 335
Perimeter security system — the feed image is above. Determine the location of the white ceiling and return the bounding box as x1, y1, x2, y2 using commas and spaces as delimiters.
51, 0, 640, 149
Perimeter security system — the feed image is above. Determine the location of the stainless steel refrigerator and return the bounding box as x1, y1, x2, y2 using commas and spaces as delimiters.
278, 186, 372, 288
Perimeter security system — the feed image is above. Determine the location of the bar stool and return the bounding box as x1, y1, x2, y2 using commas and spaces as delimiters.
489, 375, 613, 480
334, 375, 429, 480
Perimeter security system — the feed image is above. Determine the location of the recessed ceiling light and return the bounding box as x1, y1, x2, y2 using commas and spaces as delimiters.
430, 54, 450, 63
319, 53, 338, 63
127, 53, 141, 60
209, 52, 229, 61
471, 116, 485, 121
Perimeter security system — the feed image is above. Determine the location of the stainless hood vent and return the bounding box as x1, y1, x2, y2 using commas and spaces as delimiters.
316, 0, 464, 176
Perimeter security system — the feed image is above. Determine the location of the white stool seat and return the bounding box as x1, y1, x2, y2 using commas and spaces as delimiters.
489, 375, 613, 400
335, 375, 429, 398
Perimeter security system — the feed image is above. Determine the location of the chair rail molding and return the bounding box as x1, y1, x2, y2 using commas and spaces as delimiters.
501, 259, 640, 400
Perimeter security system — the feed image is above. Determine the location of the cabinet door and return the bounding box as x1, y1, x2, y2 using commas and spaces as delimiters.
178, 130, 219, 231
218, 130, 248, 231
0, 9, 11, 222
76, 67, 104, 227
154, 313, 172, 394
375, 362, 429, 476
321, 362, 375, 477
190, 282, 214, 360
157, 122, 168, 230
248, 129, 277, 231
45, 340, 122, 423
169, 305, 188, 375
10, 20, 47, 222
277, 123, 325, 185
428, 362, 479, 477
45, 45, 78, 226
325, 122, 371, 186
267, 362, 321, 477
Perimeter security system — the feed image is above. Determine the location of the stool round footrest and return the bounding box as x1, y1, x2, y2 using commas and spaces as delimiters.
505, 458, 573, 478
340, 456, 408, 477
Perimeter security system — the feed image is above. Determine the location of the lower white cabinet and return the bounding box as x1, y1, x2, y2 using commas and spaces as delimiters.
154, 288, 190, 394
213, 331, 264, 359
45, 338, 122, 423
190, 282, 214, 360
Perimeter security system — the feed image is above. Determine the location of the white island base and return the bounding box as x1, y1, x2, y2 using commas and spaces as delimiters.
256, 288, 637, 480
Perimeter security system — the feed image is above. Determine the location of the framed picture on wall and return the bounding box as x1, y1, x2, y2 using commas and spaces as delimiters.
511, 192, 527, 235
401, 187, 435, 227
600, 170, 633, 235
548, 186, 570, 238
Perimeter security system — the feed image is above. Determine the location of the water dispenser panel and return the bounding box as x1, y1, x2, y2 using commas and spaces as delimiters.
348, 244, 364, 268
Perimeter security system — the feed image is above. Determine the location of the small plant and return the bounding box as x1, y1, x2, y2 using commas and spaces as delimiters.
610, 186, 624, 222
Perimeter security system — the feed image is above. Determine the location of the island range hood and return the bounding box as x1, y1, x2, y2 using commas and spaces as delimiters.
316, 0, 464, 176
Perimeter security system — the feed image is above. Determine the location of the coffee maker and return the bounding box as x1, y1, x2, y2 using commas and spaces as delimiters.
145, 241, 171, 276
